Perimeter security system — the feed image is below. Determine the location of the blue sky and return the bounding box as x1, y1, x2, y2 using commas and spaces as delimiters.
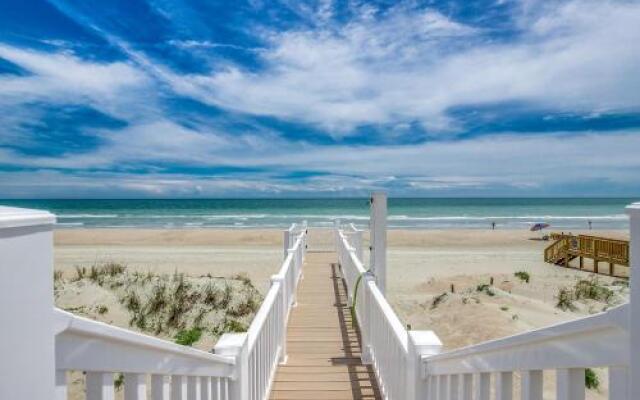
1, 0, 639, 198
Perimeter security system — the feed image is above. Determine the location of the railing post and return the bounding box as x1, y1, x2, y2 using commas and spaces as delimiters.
0, 207, 56, 400
370, 192, 387, 295
627, 202, 640, 399
408, 331, 443, 400
288, 248, 298, 306
215, 333, 249, 400
351, 224, 364, 262
283, 228, 291, 260
359, 274, 375, 364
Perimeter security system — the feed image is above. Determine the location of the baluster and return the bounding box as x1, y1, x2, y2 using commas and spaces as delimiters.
496, 371, 513, 400
200, 377, 211, 400
86, 372, 115, 400
521, 370, 543, 400
609, 367, 629, 400
55, 370, 67, 400
428, 375, 438, 400
151, 375, 170, 400
475, 373, 490, 400
171, 375, 187, 400
449, 374, 460, 400
438, 375, 448, 400
556, 368, 585, 400
124, 373, 146, 400
187, 376, 200, 399
210, 377, 220, 400
222, 378, 229, 400
460, 373, 472, 400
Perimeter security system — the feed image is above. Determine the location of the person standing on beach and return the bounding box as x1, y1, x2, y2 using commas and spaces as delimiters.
491, 221, 496, 230
588, 220, 592, 230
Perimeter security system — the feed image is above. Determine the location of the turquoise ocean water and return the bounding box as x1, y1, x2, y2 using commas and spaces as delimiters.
0, 198, 636, 230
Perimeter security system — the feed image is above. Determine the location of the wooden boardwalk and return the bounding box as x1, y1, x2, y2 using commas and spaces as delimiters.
269, 251, 382, 400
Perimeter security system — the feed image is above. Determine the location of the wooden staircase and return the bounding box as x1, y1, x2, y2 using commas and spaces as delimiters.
544, 233, 629, 277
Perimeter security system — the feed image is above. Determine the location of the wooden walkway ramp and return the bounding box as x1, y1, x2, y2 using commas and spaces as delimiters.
269, 251, 382, 400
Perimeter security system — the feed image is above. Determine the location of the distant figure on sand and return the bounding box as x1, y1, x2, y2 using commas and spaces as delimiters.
588, 220, 592, 230
491, 221, 496, 230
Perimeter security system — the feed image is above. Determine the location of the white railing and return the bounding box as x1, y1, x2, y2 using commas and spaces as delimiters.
243, 224, 307, 400
54, 309, 235, 399
335, 203, 639, 400
336, 227, 441, 400
0, 206, 307, 400
422, 304, 629, 400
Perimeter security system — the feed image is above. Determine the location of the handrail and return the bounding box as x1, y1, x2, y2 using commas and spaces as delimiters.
242, 225, 307, 400
55, 309, 235, 375
336, 225, 417, 400
424, 304, 628, 374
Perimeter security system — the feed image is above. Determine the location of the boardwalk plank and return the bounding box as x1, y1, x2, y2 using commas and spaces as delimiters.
268, 251, 381, 400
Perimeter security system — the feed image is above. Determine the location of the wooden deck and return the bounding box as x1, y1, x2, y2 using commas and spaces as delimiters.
269, 251, 382, 400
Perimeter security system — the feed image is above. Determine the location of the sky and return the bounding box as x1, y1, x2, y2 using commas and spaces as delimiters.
0, 0, 639, 198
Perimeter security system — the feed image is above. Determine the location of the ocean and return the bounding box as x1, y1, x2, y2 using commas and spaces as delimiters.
0, 198, 635, 230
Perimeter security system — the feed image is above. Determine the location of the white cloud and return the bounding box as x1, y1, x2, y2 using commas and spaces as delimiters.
2, 121, 640, 195
168, 0, 640, 134
0, 44, 150, 121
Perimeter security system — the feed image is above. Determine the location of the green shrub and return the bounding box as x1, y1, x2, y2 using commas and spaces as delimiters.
556, 287, 577, 311
500, 306, 509, 311
97, 305, 109, 315
174, 327, 203, 346
53, 270, 64, 282
114, 373, 124, 390
514, 271, 530, 283
476, 284, 495, 296
124, 291, 141, 312
73, 266, 86, 281
585, 368, 599, 390
574, 278, 613, 303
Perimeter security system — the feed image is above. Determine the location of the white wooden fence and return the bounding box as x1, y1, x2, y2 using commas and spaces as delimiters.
335, 202, 640, 400
0, 206, 306, 400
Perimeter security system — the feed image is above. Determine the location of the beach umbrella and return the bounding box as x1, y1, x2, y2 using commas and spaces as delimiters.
530, 222, 550, 231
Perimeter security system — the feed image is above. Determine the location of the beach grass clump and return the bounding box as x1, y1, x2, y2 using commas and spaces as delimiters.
476, 284, 495, 297
574, 277, 613, 303
228, 296, 259, 318
53, 270, 64, 282
73, 266, 87, 281
57, 264, 262, 346
430, 293, 447, 310
213, 318, 247, 335
514, 271, 530, 283
97, 305, 109, 315
585, 368, 599, 390
174, 327, 203, 346
556, 287, 577, 311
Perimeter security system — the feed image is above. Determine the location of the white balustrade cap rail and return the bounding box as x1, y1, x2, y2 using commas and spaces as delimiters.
423, 304, 629, 376
0, 206, 56, 228
55, 308, 236, 377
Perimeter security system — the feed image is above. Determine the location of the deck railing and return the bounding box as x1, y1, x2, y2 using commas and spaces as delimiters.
336, 203, 639, 399
54, 308, 236, 399
336, 227, 442, 400
0, 206, 306, 400
242, 223, 307, 400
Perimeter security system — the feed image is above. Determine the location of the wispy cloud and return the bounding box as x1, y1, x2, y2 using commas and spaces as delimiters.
174, 0, 640, 134
0, 0, 639, 197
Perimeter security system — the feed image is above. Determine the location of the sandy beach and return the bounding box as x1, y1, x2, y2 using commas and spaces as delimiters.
54, 227, 629, 399
55, 227, 630, 339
